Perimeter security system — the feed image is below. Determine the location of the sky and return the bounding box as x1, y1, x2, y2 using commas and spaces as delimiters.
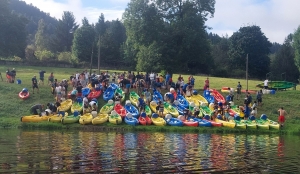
21, 0, 300, 44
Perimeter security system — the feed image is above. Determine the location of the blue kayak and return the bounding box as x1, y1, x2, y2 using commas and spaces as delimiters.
103, 86, 114, 101
203, 90, 214, 104
82, 88, 91, 97
190, 117, 212, 127
165, 117, 183, 126
110, 83, 118, 91
125, 103, 139, 118
153, 89, 163, 103
176, 94, 189, 108
172, 103, 186, 115
124, 116, 139, 126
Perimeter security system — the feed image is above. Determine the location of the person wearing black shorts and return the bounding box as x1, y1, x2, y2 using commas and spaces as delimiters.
32, 75, 39, 94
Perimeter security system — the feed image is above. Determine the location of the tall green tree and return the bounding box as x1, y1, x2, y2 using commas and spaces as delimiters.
293, 25, 300, 73
54, 11, 79, 52
271, 35, 299, 82
72, 18, 95, 63
35, 19, 50, 51
228, 25, 272, 79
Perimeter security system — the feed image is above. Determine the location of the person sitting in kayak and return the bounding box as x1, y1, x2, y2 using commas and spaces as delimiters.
193, 107, 200, 118
158, 101, 164, 117
138, 93, 146, 113
183, 108, 190, 120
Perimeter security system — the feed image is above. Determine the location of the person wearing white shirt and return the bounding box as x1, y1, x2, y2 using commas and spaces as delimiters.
55, 85, 62, 102
85, 71, 89, 84
263, 79, 269, 89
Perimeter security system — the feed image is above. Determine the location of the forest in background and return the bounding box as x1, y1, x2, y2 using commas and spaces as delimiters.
1, 0, 300, 81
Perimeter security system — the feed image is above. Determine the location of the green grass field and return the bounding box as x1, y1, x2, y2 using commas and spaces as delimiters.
0, 65, 300, 134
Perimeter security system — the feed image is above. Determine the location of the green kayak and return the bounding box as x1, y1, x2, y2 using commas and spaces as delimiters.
115, 87, 125, 102
61, 115, 80, 124
200, 106, 212, 117
145, 105, 152, 116
256, 119, 270, 129
164, 102, 179, 117
129, 91, 139, 107
242, 120, 257, 129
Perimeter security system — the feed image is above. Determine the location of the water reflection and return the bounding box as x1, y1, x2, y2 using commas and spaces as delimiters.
0, 129, 300, 173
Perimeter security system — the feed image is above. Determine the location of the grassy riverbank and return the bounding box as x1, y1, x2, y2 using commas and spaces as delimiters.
0, 65, 300, 134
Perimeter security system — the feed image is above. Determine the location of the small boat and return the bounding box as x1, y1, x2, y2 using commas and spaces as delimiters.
200, 106, 212, 117
152, 90, 164, 103
165, 114, 183, 126
230, 120, 246, 129
19, 88, 30, 100
114, 103, 127, 119
79, 113, 93, 125
164, 102, 179, 117
192, 92, 208, 106
81, 87, 91, 97
138, 112, 152, 125
242, 119, 257, 129
215, 118, 236, 128
211, 89, 226, 104
92, 113, 108, 125
203, 90, 214, 104
145, 105, 152, 116
185, 96, 200, 107
48, 112, 68, 123
21, 115, 49, 123
124, 100, 139, 118
151, 113, 166, 126
99, 100, 114, 114
87, 89, 102, 100
57, 99, 72, 112
149, 101, 168, 116
109, 110, 122, 124
191, 117, 212, 127
267, 119, 280, 130
124, 113, 139, 126
176, 94, 189, 108
71, 98, 83, 113
110, 83, 119, 91
178, 115, 199, 127
172, 100, 186, 115
61, 112, 80, 124
115, 87, 125, 102
256, 119, 270, 129
129, 91, 140, 107
103, 86, 115, 101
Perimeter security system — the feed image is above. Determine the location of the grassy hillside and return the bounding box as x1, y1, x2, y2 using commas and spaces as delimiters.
0, 65, 299, 134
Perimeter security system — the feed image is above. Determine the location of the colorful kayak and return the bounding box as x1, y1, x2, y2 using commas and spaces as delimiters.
99, 100, 114, 114
164, 102, 179, 117
19, 91, 30, 100
92, 113, 108, 125
192, 94, 208, 106
58, 99, 72, 112
145, 105, 152, 116
200, 106, 213, 117
21, 115, 49, 123
178, 116, 199, 127
204, 118, 223, 127
172, 101, 186, 115
153, 90, 164, 103
151, 115, 166, 126
211, 89, 226, 104
71, 101, 83, 113
256, 119, 270, 129
61, 114, 80, 124
129, 91, 140, 107
215, 118, 236, 128
185, 96, 200, 107
115, 87, 125, 102
114, 103, 127, 119
165, 114, 183, 126
87, 89, 102, 100
124, 113, 139, 126
203, 90, 214, 104
79, 113, 93, 125
124, 100, 139, 118
103, 86, 115, 101
267, 119, 280, 130
109, 111, 122, 124
191, 117, 212, 127
230, 120, 246, 129
242, 119, 257, 129
149, 101, 168, 116
82, 88, 91, 97
138, 113, 152, 125
176, 94, 189, 108
48, 112, 68, 123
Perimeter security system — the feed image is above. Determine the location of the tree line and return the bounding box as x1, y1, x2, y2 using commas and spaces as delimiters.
1, 0, 300, 81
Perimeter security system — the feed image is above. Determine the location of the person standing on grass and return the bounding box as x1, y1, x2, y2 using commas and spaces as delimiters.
48, 72, 54, 85
32, 75, 39, 94
204, 77, 209, 90
38, 70, 46, 85
278, 107, 287, 128
256, 90, 263, 106
236, 82, 242, 100
264, 78, 269, 89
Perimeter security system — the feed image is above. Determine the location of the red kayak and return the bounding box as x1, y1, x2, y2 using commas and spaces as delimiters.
204, 119, 223, 127
229, 109, 238, 116
212, 89, 226, 104
114, 103, 127, 119
183, 120, 198, 127
87, 90, 102, 100
19, 91, 30, 100
138, 116, 152, 125
241, 89, 256, 94
67, 91, 82, 99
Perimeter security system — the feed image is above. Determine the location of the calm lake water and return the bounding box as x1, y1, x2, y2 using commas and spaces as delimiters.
0, 129, 299, 173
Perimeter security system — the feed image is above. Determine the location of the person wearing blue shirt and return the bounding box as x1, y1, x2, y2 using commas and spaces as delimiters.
39, 70, 46, 85
138, 94, 146, 112
167, 93, 174, 104
165, 72, 170, 89
182, 83, 189, 93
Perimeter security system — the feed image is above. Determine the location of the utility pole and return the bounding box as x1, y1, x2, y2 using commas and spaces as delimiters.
246, 54, 248, 91
90, 45, 94, 75
98, 34, 100, 75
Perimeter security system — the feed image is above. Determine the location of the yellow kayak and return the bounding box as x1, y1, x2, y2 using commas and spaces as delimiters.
267, 119, 280, 130
71, 102, 83, 113
151, 117, 166, 126
58, 99, 72, 112
21, 115, 50, 122
100, 100, 114, 114
109, 111, 122, 124
185, 96, 200, 107
230, 120, 246, 129
192, 94, 208, 106
92, 113, 108, 125
79, 113, 93, 125
164, 102, 179, 117
149, 101, 168, 116
129, 91, 139, 107
48, 112, 69, 123
256, 119, 270, 129
215, 118, 236, 128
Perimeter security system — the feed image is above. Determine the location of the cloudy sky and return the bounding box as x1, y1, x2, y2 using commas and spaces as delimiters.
22, 0, 300, 43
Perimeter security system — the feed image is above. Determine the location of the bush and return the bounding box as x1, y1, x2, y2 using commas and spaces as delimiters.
35, 50, 56, 61
58, 52, 72, 62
